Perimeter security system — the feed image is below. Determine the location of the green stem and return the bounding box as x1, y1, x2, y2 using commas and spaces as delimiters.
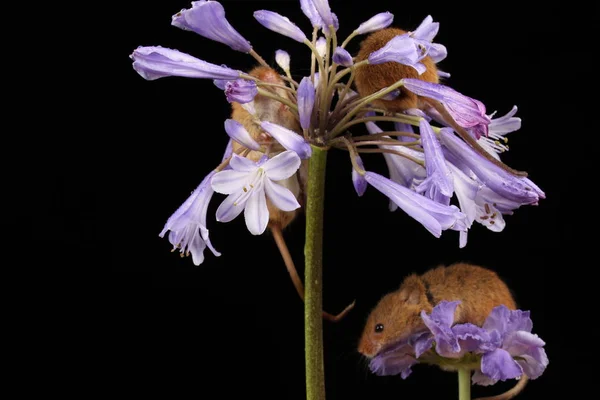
458, 368, 471, 400
305, 145, 328, 400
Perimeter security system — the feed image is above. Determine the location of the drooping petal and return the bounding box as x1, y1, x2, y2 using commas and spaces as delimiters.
517, 347, 549, 379
131, 46, 241, 81
413, 333, 434, 358
489, 106, 520, 135
333, 47, 353, 67
440, 130, 540, 204
503, 331, 545, 358
171, 1, 252, 53
352, 156, 368, 197
355, 12, 394, 34
369, 343, 417, 378
260, 121, 312, 159
244, 184, 269, 235
254, 11, 307, 43
298, 77, 316, 130
264, 179, 301, 211
211, 167, 252, 194
225, 79, 258, 104
426, 42, 448, 63
215, 192, 246, 222
275, 50, 291, 73
224, 119, 261, 151
415, 119, 453, 205
300, 0, 324, 28
262, 150, 302, 181
481, 349, 523, 382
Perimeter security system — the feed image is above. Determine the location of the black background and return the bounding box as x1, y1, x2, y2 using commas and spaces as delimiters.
63, 0, 587, 398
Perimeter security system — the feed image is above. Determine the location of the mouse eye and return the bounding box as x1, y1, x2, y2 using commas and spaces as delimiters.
374, 323, 384, 333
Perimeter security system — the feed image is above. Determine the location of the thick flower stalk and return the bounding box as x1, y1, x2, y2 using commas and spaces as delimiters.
132, 2, 544, 399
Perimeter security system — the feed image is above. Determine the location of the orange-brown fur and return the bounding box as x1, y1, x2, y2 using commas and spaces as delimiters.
354, 28, 439, 112
358, 263, 515, 358
230, 66, 307, 229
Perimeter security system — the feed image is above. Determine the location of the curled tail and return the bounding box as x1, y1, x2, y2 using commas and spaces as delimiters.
474, 375, 529, 400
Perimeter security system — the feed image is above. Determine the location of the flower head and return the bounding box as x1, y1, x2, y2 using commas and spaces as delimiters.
410, 15, 447, 63
355, 12, 394, 35
223, 79, 258, 104
172, 1, 252, 53
368, 34, 426, 75
254, 10, 307, 43
478, 106, 521, 160
333, 47, 353, 67
211, 151, 302, 235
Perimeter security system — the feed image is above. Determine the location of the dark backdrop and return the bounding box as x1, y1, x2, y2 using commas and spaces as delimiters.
72, 0, 582, 398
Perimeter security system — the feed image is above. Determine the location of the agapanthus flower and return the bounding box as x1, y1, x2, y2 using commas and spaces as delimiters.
221, 79, 258, 104
224, 119, 261, 151
409, 15, 447, 63
300, 0, 324, 28
211, 151, 302, 235
131, 46, 241, 81
260, 121, 312, 159
333, 47, 353, 67
478, 106, 521, 160
310, 0, 335, 27
368, 34, 427, 74
172, 1, 252, 53
297, 77, 316, 130
275, 50, 291, 74
352, 156, 367, 197
355, 12, 394, 35
254, 10, 307, 43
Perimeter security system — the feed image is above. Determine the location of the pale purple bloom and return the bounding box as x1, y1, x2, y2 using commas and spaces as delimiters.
260, 121, 312, 159
440, 129, 540, 204
478, 106, 521, 160
447, 162, 480, 248
298, 77, 316, 130
403, 79, 491, 137
300, 0, 324, 28
131, 46, 241, 81
211, 151, 302, 235
410, 15, 447, 63
415, 119, 454, 205
366, 120, 426, 211
213, 79, 228, 90
364, 172, 467, 237
333, 47, 353, 66
171, 1, 252, 53
254, 11, 307, 43
224, 119, 260, 151
352, 156, 367, 197
311, 0, 335, 27
315, 37, 327, 58
224, 79, 257, 104
369, 340, 418, 378
368, 34, 426, 75
355, 12, 394, 35
275, 50, 291, 73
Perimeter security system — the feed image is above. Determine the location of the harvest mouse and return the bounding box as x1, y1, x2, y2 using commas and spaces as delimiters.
359, 263, 527, 399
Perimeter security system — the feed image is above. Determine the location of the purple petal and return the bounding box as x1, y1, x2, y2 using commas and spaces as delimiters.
300, 0, 324, 28
452, 323, 497, 353
355, 12, 394, 35
311, 0, 335, 27
224, 119, 261, 151
260, 122, 312, 159
225, 79, 258, 104
427, 42, 448, 63
481, 349, 523, 381
368, 34, 424, 74
517, 347, 548, 379
365, 172, 466, 237
438, 69, 451, 79
333, 47, 353, 67
211, 167, 250, 194
420, 301, 461, 355
254, 11, 307, 43
441, 130, 540, 204
244, 185, 269, 235
213, 79, 228, 90
503, 331, 545, 358
472, 370, 497, 386
431, 300, 460, 326
415, 119, 453, 205
262, 150, 302, 181
413, 333, 434, 358
489, 106, 520, 135
171, 1, 252, 53
352, 156, 367, 197
222, 139, 234, 162
369, 343, 417, 377
298, 77, 316, 130
264, 179, 301, 212
275, 50, 290, 72
411, 15, 438, 42
215, 192, 246, 223
131, 46, 240, 81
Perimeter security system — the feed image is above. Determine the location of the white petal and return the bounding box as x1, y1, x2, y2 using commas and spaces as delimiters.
244, 187, 269, 235
262, 151, 301, 181
216, 193, 246, 222
211, 170, 251, 194
229, 154, 258, 172
264, 179, 301, 211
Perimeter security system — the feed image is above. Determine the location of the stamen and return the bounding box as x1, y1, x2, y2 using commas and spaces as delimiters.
489, 220, 495, 225
491, 213, 497, 219
485, 204, 491, 214
480, 216, 489, 220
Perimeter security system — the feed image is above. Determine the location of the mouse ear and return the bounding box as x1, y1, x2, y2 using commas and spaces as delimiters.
398, 275, 425, 305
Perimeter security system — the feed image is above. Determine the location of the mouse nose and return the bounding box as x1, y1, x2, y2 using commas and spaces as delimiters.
358, 337, 376, 357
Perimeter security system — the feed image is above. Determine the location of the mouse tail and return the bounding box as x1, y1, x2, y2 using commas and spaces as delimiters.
270, 224, 355, 322
473, 375, 529, 400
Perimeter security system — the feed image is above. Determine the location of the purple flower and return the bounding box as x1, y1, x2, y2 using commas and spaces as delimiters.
300, 0, 324, 28
254, 11, 307, 43
275, 50, 291, 73
410, 15, 447, 63
297, 77, 315, 130
221, 79, 257, 104
131, 46, 241, 81
260, 121, 312, 159
369, 340, 418, 378
310, 0, 335, 27
440, 129, 541, 204
171, 1, 252, 53
415, 119, 454, 205
478, 106, 521, 160
158, 140, 233, 265
352, 156, 367, 197
211, 151, 302, 235
403, 79, 491, 137
224, 119, 260, 151
333, 47, 353, 67
364, 172, 467, 237
474, 305, 549, 385
368, 34, 426, 75
355, 12, 394, 35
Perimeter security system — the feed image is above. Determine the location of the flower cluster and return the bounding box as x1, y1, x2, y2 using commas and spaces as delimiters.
131, 0, 544, 265
370, 301, 549, 385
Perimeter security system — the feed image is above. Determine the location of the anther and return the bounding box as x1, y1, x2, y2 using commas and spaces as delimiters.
485, 204, 491, 214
